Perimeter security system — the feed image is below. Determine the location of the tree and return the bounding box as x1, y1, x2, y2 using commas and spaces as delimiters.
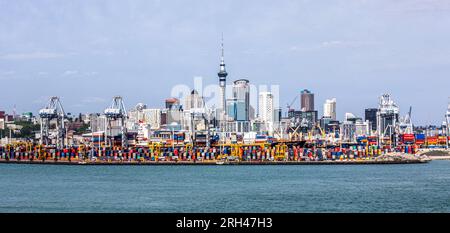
13, 121, 40, 139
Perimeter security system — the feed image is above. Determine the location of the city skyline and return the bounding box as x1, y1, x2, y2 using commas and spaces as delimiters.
1, 0, 450, 125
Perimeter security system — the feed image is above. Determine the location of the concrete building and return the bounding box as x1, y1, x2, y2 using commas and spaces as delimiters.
0, 118, 4, 130
226, 98, 246, 121
184, 90, 205, 111
365, 108, 378, 132
143, 109, 161, 130
355, 120, 370, 136
258, 92, 274, 133
165, 98, 180, 110
323, 98, 336, 120
259, 92, 274, 122
319, 117, 340, 134
232, 79, 250, 121
181, 109, 209, 132
288, 110, 318, 130
301, 89, 314, 111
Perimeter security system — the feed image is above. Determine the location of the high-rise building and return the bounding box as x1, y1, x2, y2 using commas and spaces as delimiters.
218, 38, 228, 113
226, 98, 246, 121
232, 79, 250, 121
323, 98, 336, 120
320, 117, 340, 133
143, 109, 161, 130
365, 108, 378, 131
301, 89, 314, 111
165, 98, 180, 110
288, 110, 318, 130
183, 90, 204, 110
258, 92, 274, 123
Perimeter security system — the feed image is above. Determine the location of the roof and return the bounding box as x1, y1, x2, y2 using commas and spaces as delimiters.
165, 98, 179, 103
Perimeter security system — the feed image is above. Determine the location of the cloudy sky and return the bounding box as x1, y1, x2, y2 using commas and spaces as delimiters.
0, 0, 449, 125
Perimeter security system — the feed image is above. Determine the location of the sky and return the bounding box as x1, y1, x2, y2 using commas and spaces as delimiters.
0, 0, 449, 125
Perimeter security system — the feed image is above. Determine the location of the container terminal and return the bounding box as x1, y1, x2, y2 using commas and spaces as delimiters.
0, 94, 447, 165
0, 45, 449, 165
1, 94, 447, 165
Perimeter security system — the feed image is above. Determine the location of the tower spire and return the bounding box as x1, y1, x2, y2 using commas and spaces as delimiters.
221, 33, 224, 62
218, 33, 228, 116
218, 33, 227, 75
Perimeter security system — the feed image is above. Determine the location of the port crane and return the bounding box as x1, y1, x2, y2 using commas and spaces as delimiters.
398, 106, 413, 134
285, 94, 302, 140
376, 94, 399, 145
104, 96, 128, 148
39, 96, 66, 149
285, 95, 299, 117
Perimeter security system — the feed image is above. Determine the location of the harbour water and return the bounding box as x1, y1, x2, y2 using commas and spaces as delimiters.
1, 161, 450, 213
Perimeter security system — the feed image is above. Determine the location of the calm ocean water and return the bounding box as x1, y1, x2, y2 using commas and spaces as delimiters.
0, 161, 449, 213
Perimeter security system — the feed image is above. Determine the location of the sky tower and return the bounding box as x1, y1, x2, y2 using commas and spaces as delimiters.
218, 36, 228, 113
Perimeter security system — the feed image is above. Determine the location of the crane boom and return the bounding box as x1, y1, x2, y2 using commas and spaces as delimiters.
104, 96, 128, 148
39, 96, 66, 149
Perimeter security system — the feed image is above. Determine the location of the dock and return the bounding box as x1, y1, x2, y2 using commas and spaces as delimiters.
0, 159, 429, 166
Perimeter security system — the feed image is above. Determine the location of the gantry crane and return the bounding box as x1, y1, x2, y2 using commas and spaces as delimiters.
39, 96, 66, 149
376, 94, 400, 145
104, 96, 128, 148
398, 106, 413, 134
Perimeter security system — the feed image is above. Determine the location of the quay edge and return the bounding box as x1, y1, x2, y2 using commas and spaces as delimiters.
0, 159, 430, 166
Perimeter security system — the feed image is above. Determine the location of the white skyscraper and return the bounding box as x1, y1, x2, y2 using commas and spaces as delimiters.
259, 91, 274, 125
323, 98, 337, 120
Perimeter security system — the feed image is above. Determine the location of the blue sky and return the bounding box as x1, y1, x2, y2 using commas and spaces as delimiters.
0, 0, 449, 125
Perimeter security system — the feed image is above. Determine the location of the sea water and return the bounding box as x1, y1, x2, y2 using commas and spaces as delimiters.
0, 161, 449, 212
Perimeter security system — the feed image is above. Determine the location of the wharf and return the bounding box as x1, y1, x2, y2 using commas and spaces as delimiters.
0, 159, 429, 166
427, 156, 450, 160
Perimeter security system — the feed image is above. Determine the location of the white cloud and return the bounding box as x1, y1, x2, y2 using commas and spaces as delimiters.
63, 70, 79, 76
0, 52, 66, 60
32, 96, 49, 104
321, 40, 343, 48
1, 70, 15, 75
82, 97, 106, 104
71, 104, 86, 108
290, 40, 378, 52
84, 71, 99, 76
